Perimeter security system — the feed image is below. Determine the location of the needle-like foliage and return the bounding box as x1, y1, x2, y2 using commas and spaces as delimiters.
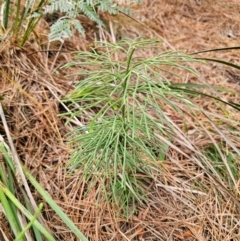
62, 39, 207, 215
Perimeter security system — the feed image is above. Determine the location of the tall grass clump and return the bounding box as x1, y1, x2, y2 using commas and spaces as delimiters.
0, 133, 54, 241
62, 38, 210, 215
0, 103, 88, 240
1, 0, 47, 46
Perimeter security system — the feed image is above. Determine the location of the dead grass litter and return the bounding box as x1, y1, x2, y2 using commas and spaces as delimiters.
0, 0, 240, 240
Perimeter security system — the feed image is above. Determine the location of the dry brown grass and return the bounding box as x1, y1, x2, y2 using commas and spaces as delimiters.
0, 0, 240, 240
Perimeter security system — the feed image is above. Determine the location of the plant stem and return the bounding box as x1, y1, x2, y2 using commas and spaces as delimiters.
121, 47, 135, 122
4, 0, 11, 28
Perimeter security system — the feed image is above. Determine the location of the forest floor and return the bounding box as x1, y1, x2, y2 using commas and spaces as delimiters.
1, 0, 240, 240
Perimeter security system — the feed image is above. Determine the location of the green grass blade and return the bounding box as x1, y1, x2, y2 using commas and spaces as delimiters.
0, 139, 15, 173
169, 85, 240, 111
191, 46, 240, 54
0, 189, 22, 239
3, 0, 11, 28
14, 203, 43, 241
22, 165, 89, 241
195, 57, 240, 70
21, 191, 44, 241
0, 181, 56, 241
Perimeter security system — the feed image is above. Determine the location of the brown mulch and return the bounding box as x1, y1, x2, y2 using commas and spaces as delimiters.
0, 0, 240, 240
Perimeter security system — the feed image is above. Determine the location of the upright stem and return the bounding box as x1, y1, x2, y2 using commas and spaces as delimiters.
13, 0, 21, 38
121, 47, 135, 122
4, 0, 11, 28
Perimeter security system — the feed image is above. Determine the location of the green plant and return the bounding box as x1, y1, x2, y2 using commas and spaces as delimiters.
1, 0, 47, 46
191, 46, 240, 72
43, 0, 142, 42
62, 38, 212, 215
1, 0, 141, 45
0, 135, 54, 241
204, 145, 239, 188
0, 103, 88, 240
191, 45, 240, 189
22, 165, 89, 241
